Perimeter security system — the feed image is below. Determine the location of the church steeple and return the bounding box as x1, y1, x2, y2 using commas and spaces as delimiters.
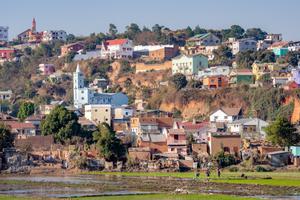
32, 18, 36, 33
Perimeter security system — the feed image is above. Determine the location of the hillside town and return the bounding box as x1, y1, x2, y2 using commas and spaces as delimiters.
1, 18, 300, 177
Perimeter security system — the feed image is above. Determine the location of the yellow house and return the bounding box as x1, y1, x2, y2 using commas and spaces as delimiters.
252, 62, 286, 80
84, 104, 112, 126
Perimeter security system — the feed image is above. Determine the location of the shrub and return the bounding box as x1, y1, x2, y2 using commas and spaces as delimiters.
228, 166, 239, 172
255, 165, 273, 172
215, 151, 237, 168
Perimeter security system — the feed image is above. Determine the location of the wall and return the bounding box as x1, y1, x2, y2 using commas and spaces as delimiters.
135, 61, 172, 73
208, 133, 241, 156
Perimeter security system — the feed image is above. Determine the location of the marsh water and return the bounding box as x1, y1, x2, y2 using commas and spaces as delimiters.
0, 175, 299, 199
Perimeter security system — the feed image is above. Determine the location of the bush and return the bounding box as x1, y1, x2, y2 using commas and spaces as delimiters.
228, 166, 239, 172
215, 151, 237, 168
255, 165, 273, 172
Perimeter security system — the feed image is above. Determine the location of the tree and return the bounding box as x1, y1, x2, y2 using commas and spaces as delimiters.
108, 23, 118, 38
125, 23, 141, 40
211, 45, 233, 65
93, 123, 124, 162
17, 102, 35, 121
235, 50, 256, 69
215, 151, 236, 168
255, 50, 276, 63
285, 51, 300, 67
185, 26, 194, 37
245, 28, 267, 40
41, 106, 81, 143
0, 123, 14, 150
34, 43, 53, 57
170, 73, 188, 90
193, 25, 207, 35
66, 34, 76, 43
265, 116, 300, 147
221, 25, 245, 40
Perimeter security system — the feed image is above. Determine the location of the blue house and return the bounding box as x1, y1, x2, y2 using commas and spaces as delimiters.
273, 48, 288, 57
291, 146, 300, 157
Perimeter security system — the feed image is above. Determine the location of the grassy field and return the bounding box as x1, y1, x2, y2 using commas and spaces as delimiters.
72, 194, 260, 200
0, 194, 261, 200
84, 171, 300, 187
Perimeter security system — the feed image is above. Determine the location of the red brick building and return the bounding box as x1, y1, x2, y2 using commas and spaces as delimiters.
149, 46, 179, 61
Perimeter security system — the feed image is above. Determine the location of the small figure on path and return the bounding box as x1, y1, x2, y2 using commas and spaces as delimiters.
217, 167, 221, 178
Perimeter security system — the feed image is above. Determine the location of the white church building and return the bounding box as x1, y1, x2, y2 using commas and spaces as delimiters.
73, 64, 128, 109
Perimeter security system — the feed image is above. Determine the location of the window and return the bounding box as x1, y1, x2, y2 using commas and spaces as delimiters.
174, 135, 179, 140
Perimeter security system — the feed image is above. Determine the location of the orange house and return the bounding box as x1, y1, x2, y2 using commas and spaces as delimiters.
203, 75, 228, 89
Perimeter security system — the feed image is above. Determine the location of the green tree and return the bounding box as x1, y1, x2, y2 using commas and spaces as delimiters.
125, 23, 141, 40
170, 73, 188, 90
193, 25, 207, 35
285, 51, 300, 67
34, 43, 53, 57
265, 116, 300, 147
17, 102, 35, 121
0, 123, 14, 150
211, 45, 233, 65
108, 23, 118, 38
245, 28, 267, 40
41, 106, 81, 143
185, 26, 194, 37
215, 151, 237, 168
93, 123, 124, 162
235, 50, 256, 69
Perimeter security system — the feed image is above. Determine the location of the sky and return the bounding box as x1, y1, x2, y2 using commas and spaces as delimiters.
1, 0, 300, 41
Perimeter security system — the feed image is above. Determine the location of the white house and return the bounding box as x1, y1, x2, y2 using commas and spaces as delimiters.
232, 38, 257, 55
288, 41, 300, 52
42, 30, 67, 42
209, 107, 242, 123
228, 118, 269, 139
198, 66, 231, 78
0, 90, 12, 101
73, 64, 128, 109
187, 33, 221, 46
0, 26, 8, 42
101, 39, 133, 59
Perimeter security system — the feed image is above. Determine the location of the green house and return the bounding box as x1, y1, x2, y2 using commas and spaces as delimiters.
273, 48, 288, 57
229, 69, 254, 86
172, 54, 208, 76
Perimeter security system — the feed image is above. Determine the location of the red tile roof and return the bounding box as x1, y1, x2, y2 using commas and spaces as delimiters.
178, 121, 209, 130
105, 39, 128, 46
4, 121, 35, 129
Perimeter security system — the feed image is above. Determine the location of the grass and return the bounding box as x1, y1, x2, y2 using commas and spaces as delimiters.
84, 171, 300, 187
0, 194, 261, 200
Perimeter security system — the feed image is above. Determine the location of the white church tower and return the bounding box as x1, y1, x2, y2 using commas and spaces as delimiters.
73, 64, 89, 109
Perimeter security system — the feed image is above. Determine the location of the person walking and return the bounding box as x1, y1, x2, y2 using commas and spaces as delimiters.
217, 167, 221, 178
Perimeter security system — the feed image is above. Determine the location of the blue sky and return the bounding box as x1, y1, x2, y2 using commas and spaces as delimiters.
1, 0, 300, 41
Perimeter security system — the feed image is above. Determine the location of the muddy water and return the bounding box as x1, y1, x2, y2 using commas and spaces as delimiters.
0, 175, 299, 199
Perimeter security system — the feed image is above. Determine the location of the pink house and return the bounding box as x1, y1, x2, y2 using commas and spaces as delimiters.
167, 129, 188, 156
39, 64, 55, 75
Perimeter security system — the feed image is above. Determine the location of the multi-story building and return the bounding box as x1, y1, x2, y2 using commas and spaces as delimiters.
0, 26, 9, 42
61, 42, 84, 56
73, 64, 128, 109
148, 46, 179, 61
202, 75, 229, 89
232, 38, 257, 55
207, 132, 241, 156
229, 69, 255, 86
42, 30, 67, 42
101, 39, 133, 59
167, 129, 188, 156
265, 34, 282, 43
172, 54, 208, 76
84, 104, 112, 125
187, 33, 221, 46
